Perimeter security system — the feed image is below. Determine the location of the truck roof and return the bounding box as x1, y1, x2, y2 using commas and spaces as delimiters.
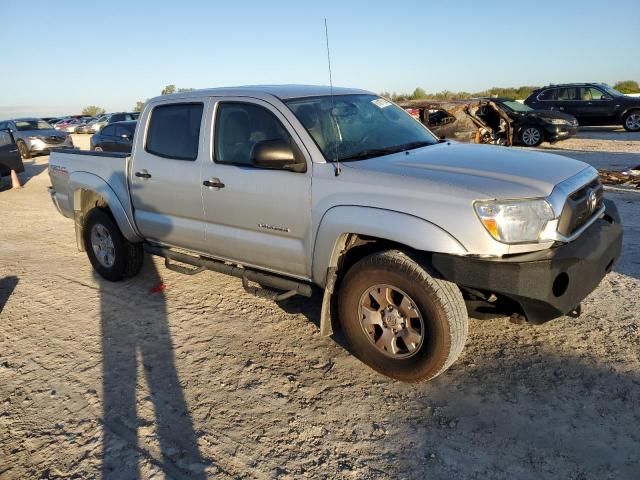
150, 84, 372, 102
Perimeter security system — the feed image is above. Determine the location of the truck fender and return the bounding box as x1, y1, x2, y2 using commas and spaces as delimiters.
69, 172, 142, 249
313, 206, 467, 336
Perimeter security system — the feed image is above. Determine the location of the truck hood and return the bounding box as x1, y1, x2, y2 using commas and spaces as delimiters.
342, 142, 590, 199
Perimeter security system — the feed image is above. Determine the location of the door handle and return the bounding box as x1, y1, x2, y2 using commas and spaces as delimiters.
135, 170, 152, 179
203, 178, 225, 189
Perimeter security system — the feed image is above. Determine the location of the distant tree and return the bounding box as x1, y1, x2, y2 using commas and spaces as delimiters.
133, 100, 146, 112
613, 80, 640, 94
410, 87, 428, 99
161, 84, 194, 95
161, 84, 176, 95
82, 105, 105, 116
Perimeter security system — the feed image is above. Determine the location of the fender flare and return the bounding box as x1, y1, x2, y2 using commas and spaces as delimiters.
69, 172, 142, 244
313, 206, 467, 336
312, 205, 467, 286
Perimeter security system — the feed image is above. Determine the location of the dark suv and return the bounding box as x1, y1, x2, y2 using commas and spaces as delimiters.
525, 83, 640, 132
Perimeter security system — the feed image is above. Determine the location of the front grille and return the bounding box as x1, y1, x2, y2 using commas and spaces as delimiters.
44, 136, 66, 144
557, 177, 603, 236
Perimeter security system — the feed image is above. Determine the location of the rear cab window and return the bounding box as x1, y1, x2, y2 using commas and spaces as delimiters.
145, 103, 204, 160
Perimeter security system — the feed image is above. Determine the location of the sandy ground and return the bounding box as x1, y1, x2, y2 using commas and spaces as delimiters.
0, 130, 639, 479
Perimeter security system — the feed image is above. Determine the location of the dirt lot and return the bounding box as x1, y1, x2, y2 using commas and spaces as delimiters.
1, 130, 639, 479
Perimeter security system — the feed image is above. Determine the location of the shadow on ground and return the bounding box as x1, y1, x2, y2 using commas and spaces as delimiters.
99, 258, 206, 479
0, 276, 19, 313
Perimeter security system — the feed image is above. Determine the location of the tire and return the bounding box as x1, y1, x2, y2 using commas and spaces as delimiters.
93, 146, 103, 152
83, 208, 143, 281
519, 126, 543, 146
338, 250, 468, 382
17, 140, 31, 159
623, 110, 640, 132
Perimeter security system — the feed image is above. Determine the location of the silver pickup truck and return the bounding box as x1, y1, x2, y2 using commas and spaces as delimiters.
48, 85, 622, 382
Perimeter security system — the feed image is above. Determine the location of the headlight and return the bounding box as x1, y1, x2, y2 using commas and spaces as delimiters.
545, 118, 570, 125
474, 198, 555, 244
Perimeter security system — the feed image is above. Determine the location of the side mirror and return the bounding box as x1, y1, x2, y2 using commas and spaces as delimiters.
251, 139, 306, 172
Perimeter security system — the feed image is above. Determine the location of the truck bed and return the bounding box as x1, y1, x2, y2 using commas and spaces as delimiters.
48, 148, 133, 221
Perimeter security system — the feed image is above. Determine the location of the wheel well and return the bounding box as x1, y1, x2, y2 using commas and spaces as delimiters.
78, 189, 110, 217
333, 234, 428, 293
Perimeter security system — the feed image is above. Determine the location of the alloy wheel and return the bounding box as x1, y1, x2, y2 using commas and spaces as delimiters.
358, 284, 425, 358
522, 127, 541, 146
90, 223, 115, 268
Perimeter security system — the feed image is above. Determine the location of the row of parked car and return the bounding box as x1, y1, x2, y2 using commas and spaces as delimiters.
0, 113, 139, 159
45, 112, 139, 135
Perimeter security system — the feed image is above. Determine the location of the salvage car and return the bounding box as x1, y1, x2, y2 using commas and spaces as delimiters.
400, 98, 578, 146
48, 85, 622, 383
525, 83, 640, 132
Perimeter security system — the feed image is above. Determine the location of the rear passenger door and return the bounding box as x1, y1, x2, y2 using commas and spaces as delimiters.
199, 98, 312, 278
130, 101, 208, 252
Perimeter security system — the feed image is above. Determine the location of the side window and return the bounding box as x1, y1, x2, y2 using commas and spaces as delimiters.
214, 102, 296, 167
0, 130, 14, 147
114, 125, 128, 137
537, 89, 555, 101
582, 87, 608, 100
556, 87, 578, 100
0, 122, 6, 130
102, 125, 116, 136
146, 103, 203, 160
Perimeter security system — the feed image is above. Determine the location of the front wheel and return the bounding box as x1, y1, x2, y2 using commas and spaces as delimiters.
17, 140, 31, 159
338, 250, 468, 382
520, 126, 543, 146
623, 111, 640, 132
83, 208, 143, 281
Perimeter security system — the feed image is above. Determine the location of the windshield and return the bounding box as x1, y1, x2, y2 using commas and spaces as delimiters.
499, 101, 533, 113
285, 94, 438, 162
600, 85, 623, 97
15, 119, 53, 131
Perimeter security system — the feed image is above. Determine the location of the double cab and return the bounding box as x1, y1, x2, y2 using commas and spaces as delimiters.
48, 85, 623, 382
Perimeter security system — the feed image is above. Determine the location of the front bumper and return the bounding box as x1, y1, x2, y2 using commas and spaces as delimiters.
543, 124, 578, 142
432, 199, 623, 324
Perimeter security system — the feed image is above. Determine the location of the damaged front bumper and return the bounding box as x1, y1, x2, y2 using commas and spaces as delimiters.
431, 199, 623, 324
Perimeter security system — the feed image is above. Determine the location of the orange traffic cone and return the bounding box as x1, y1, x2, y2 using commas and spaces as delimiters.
10, 169, 21, 189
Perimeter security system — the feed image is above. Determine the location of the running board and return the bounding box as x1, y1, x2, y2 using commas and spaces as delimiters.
144, 245, 312, 300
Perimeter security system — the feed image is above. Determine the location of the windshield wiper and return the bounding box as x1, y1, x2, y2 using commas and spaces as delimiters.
338, 141, 434, 162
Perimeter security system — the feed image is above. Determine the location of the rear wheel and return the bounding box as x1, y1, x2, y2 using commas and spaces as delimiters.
520, 126, 543, 146
93, 146, 103, 152
17, 140, 31, 159
338, 250, 468, 382
83, 208, 143, 281
623, 111, 640, 132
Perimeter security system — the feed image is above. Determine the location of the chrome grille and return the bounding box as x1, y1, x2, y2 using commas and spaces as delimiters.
44, 135, 66, 144
557, 178, 604, 236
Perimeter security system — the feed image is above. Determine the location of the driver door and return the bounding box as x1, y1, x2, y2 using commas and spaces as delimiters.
199, 98, 312, 278
0, 129, 24, 177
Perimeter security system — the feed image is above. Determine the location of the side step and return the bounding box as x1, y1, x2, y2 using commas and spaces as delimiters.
144, 245, 312, 300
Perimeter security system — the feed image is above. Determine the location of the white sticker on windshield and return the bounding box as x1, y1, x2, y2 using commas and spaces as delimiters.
372, 98, 392, 109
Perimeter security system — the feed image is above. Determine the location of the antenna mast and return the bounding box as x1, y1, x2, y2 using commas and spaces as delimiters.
324, 18, 341, 176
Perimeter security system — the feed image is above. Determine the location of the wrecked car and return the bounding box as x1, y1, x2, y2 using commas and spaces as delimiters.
400, 98, 578, 147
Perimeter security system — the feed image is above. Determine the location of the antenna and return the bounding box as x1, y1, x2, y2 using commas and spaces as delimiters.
324, 18, 341, 176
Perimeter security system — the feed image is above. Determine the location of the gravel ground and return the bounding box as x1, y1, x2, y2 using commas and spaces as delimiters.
0, 130, 639, 479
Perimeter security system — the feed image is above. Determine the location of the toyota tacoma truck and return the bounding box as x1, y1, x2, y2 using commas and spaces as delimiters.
48, 85, 623, 382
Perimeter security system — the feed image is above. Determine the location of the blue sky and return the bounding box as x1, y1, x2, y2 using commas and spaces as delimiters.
1, 0, 639, 117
